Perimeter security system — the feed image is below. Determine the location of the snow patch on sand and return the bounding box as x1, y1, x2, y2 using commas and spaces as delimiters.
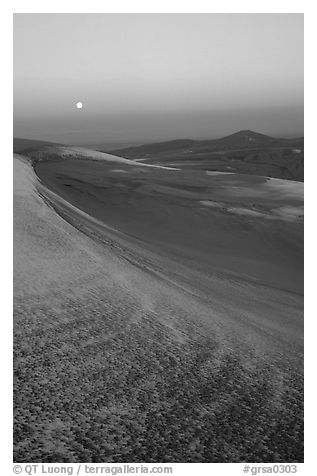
56, 146, 180, 171
272, 205, 304, 221
206, 171, 234, 176
227, 176, 303, 202
264, 178, 303, 200
226, 207, 266, 218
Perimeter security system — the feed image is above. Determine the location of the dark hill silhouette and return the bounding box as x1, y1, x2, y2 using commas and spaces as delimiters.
13, 138, 64, 154
215, 130, 273, 147
108, 130, 303, 156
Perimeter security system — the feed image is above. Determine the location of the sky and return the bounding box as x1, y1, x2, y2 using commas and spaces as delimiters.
14, 13, 304, 146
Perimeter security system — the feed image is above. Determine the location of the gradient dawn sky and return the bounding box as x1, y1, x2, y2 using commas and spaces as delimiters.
14, 13, 304, 146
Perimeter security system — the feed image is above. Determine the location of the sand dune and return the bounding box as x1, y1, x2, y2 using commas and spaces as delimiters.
14, 154, 303, 462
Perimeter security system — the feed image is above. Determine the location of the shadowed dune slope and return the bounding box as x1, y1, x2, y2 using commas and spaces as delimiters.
35, 155, 303, 295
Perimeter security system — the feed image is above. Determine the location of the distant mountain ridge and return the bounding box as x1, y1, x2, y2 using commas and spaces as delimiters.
108, 130, 303, 156
106, 130, 304, 182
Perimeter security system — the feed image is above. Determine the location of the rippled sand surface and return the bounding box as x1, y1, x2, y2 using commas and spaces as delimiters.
14, 154, 303, 462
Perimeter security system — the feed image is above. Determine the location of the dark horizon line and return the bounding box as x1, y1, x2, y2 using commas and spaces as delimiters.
13, 128, 304, 149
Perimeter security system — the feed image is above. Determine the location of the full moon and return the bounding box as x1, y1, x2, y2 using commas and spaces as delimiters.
76, 102, 83, 109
